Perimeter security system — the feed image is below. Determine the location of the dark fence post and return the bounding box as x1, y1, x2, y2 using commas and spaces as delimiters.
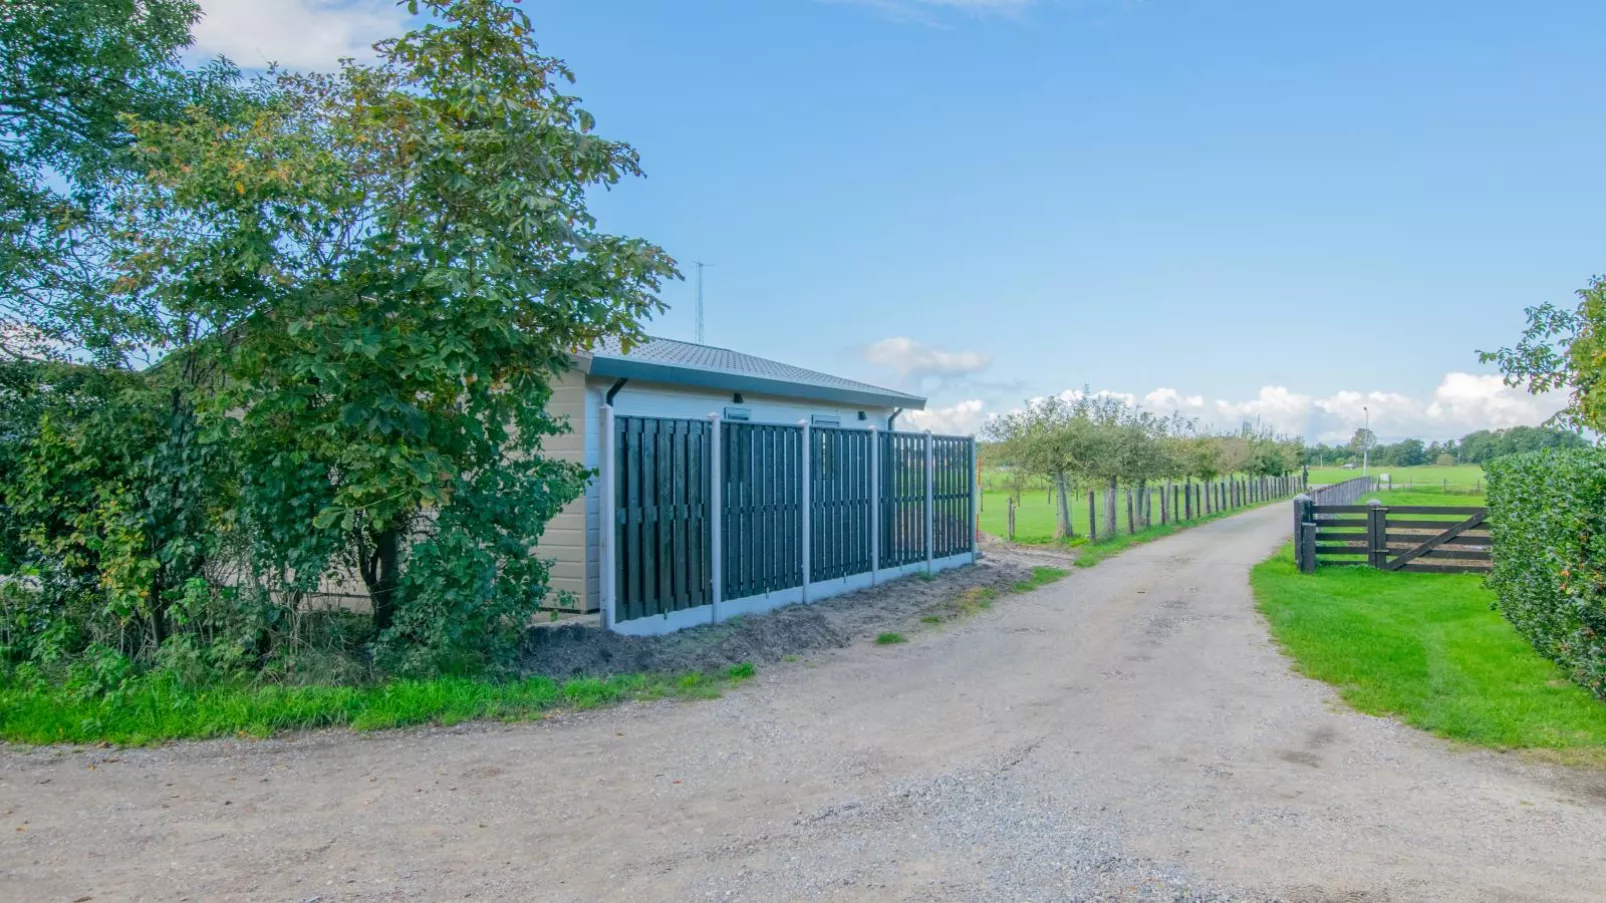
1299, 520, 1317, 573
1088, 489, 1097, 541
1007, 495, 1016, 542
1367, 499, 1387, 570
1292, 493, 1313, 571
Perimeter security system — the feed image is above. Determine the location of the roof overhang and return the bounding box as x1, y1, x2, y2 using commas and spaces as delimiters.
588, 356, 925, 411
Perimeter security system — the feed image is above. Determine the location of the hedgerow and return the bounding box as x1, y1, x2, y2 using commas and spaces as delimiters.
1485, 449, 1606, 699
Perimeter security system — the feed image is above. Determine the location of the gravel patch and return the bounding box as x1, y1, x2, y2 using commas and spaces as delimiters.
520, 558, 1033, 678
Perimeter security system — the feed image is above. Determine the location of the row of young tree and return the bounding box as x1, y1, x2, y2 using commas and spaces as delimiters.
0, 2, 674, 682
984, 393, 1303, 541
1301, 425, 1588, 468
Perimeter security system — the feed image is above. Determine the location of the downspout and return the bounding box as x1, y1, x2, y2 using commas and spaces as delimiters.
604, 378, 629, 405
887, 407, 903, 430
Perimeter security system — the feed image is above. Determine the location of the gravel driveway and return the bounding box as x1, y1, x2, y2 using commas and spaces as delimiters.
5, 504, 1606, 902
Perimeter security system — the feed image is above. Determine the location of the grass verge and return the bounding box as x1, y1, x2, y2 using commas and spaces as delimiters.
1252, 545, 1606, 763
874, 632, 908, 645
0, 664, 757, 747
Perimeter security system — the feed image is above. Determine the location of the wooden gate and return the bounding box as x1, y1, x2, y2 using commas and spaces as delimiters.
1376, 507, 1490, 574
1296, 499, 1492, 575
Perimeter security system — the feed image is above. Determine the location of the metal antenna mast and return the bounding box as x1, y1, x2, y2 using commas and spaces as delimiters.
694, 261, 711, 344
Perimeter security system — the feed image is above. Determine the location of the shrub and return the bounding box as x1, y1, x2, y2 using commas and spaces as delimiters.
1486, 449, 1606, 699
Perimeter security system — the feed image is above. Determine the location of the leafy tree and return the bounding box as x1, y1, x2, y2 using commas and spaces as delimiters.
1480, 276, 1606, 434
1, 0, 238, 363
986, 396, 1089, 539
1348, 428, 1375, 456
106, 0, 676, 671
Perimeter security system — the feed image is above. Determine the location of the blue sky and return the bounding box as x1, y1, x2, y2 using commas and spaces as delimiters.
189, 0, 1606, 442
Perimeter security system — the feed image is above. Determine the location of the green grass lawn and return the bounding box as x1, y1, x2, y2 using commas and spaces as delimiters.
1253, 545, 1606, 762
980, 481, 1274, 545
1361, 487, 1487, 507
0, 666, 756, 746
1306, 464, 1485, 491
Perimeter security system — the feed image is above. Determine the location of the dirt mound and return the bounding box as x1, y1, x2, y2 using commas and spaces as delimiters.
520, 558, 1031, 679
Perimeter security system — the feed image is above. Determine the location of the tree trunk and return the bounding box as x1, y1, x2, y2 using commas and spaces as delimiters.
1054, 471, 1074, 540
362, 524, 405, 633
1105, 477, 1118, 538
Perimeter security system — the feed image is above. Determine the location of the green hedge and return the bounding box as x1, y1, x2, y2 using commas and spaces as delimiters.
1486, 449, 1606, 699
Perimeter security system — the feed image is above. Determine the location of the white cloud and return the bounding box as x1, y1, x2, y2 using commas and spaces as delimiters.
904, 399, 989, 435
863, 337, 991, 379
192, 0, 409, 69
952, 371, 1568, 443
1144, 388, 1205, 411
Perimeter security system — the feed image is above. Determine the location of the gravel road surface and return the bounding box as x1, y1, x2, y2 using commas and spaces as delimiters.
5, 503, 1606, 902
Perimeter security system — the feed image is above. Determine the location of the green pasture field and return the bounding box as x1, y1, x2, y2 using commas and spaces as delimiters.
1306, 464, 1485, 491
979, 478, 1281, 546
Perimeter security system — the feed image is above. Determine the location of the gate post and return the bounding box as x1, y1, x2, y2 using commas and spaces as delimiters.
1292, 493, 1313, 573
925, 430, 935, 573
707, 413, 722, 624
800, 420, 812, 602
869, 425, 880, 585
600, 404, 617, 630
1367, 499, 1387, 570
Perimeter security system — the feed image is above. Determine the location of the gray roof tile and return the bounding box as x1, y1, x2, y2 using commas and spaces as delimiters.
589, 336, 925, 410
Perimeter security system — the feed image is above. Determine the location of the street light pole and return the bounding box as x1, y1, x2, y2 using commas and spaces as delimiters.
1362, 406, 1370, 477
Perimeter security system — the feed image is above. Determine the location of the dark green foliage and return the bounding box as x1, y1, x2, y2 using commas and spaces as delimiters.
1486, 450, 1606, 699
2, 2, 675, 696
1, 0, 242, 363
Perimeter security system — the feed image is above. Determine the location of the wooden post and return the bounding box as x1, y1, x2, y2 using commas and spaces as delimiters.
1126, 488, 1135, 535
1367, 499, 1387, 570
1007, 495, 1016, 542
707, 413, 723, 624
600, 404, 617, 629
1299, 520, 1317, 573
1088, 489, 1097, 541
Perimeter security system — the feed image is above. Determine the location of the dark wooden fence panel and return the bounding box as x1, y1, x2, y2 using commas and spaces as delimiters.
723, 422, 804, 600
614, 416, 712, 621
881, 431, 928, 567
810, 427, 873, 582
932, 435, 974, 559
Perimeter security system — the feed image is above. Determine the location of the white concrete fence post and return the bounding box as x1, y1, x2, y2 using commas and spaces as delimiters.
600, 403, 617, 630
970, 434, 979, 561
869, 424, 880, 586
800, 419, 812, 602
707, 412, 723, 625
925, 430, 935, 573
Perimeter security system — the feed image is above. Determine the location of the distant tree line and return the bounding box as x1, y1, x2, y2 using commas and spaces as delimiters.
1300, 426, 1588, 468
983, 392, 1302, 541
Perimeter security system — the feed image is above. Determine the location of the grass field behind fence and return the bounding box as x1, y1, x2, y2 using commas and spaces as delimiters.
1253, 545, 1606, 762
1305, 464, 1485, 491
979, 480, 1278, 545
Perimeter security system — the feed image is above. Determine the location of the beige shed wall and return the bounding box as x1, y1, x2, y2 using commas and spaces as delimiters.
534, 364, 593, 611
